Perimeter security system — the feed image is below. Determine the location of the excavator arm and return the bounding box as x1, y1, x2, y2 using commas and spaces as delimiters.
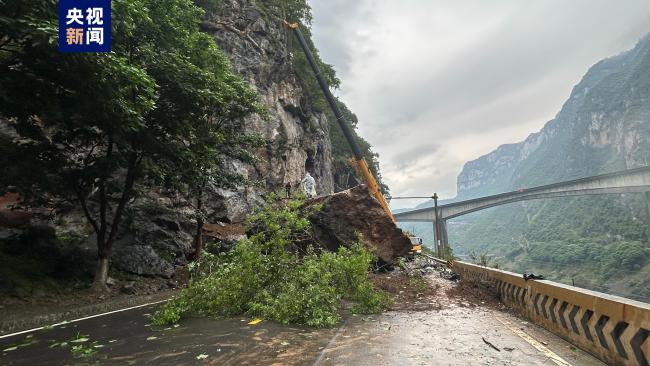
285, 21, 396, 224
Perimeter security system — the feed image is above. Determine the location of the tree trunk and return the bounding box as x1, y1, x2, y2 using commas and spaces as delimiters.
93, 151, 140, 289
93, 257, 109, 291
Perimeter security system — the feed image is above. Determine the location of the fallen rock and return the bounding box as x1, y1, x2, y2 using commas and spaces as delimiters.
305, 185, 412, 263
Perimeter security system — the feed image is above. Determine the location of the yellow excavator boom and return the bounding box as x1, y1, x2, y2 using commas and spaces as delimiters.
285, 21, 397, 224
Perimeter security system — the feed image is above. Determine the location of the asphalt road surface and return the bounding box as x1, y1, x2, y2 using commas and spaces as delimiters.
0, 276, 605, 366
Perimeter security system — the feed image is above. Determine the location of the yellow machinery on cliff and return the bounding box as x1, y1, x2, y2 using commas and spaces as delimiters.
284, 21, 421, 256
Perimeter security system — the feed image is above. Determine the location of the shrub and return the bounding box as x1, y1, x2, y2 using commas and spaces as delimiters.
153, 196, 392, 327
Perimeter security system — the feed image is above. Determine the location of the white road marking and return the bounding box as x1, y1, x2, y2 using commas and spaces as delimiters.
0, 298, 171, 340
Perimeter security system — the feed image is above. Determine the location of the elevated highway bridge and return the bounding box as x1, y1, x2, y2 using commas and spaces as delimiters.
393, 166, 650, 254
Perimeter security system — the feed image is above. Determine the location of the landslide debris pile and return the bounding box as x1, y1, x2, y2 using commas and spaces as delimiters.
153, 190, 410, 327
305, 185, 412, 263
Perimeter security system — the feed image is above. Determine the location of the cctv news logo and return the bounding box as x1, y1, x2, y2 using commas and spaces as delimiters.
58, 0, 111, 52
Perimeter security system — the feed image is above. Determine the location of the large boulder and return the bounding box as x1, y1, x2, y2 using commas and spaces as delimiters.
306, 185, 412, 263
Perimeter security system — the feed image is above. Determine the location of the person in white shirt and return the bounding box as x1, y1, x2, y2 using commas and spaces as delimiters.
301, 172, 316, 199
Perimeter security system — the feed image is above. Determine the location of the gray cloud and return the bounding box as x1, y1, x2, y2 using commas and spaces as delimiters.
310, 0, 650, 208
391, 143, 440, 169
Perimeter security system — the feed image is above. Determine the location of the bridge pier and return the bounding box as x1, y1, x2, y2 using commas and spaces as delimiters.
646, 191, 650, 234
432, 221, 441, 256
432, 219, 449, 257
440, 219, 448, 255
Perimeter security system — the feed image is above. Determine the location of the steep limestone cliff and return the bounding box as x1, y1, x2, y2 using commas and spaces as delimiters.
195, 0, 336, 224
106, 1, 343, 277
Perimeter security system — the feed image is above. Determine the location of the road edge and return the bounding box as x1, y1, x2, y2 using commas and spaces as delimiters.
0, 290, 177, 336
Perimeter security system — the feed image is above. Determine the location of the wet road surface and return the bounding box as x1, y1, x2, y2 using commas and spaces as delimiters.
0, 276, 605, 365
316, 305, 602, 365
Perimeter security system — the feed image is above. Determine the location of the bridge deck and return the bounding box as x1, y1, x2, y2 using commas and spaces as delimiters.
0, 275, 603, 366
394, 166, 650, 222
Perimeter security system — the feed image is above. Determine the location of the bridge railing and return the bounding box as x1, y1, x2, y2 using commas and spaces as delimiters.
451, 260, 650, 366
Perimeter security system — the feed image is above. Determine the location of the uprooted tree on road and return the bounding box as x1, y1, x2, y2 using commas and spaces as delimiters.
0, 0, 261, 289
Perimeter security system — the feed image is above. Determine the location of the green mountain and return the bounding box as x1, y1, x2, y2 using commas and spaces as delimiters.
414, 34, 650, 301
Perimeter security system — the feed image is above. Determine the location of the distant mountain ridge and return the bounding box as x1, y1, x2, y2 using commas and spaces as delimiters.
404, 33, 650, 301
410, 33, 650, 210
457, 33, 650, 199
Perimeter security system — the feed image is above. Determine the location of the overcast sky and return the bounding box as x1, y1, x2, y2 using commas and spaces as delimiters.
309, 0, 650, 209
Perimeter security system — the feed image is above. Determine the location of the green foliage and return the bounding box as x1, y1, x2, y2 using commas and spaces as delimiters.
439, 246, 456, 261
153, 196, 392, 327
443, 194, 650, 300
468, 249, 492, 267
0, 0, 261, 283
187, 250, 225, 278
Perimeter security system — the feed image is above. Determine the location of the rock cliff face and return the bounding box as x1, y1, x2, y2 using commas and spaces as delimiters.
112, 0, 341, 275
196, 0, 334, 221
457, 34, 650, 199
200, 0, 336, 216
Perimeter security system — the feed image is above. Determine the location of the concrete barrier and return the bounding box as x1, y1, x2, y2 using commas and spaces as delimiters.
452, 260, 650, 366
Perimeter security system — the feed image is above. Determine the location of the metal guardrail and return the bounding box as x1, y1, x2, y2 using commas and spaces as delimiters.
450, 260, 650, 366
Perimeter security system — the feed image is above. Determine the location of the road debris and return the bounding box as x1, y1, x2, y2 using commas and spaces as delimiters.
523, 272, 545, 281
482, 337, 500, 351
440, 270, 460, 281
